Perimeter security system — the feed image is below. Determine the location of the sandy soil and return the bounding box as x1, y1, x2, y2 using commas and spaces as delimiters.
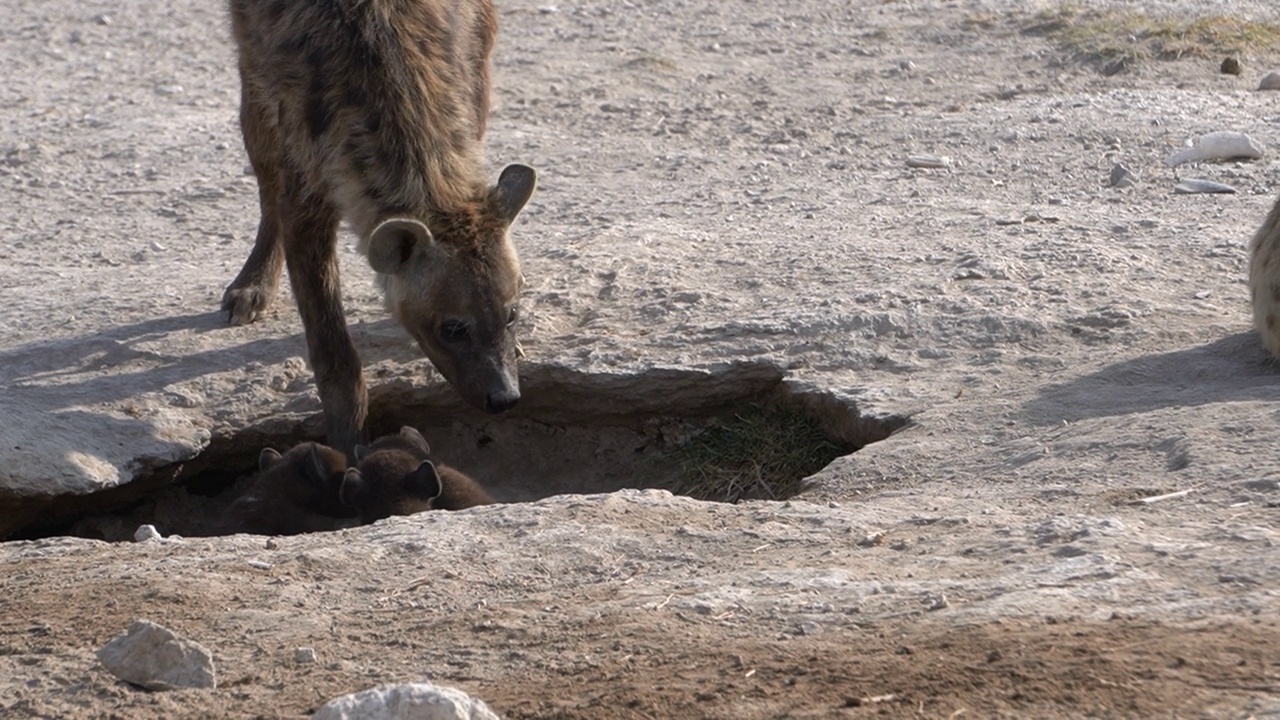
2, 0, 1280, 717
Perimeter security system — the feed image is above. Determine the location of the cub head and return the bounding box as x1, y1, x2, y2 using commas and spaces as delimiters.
366, 164, 536, 414
340, 449, 443, 523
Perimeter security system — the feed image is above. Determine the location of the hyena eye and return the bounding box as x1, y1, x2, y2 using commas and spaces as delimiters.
440, 320, 471, 343
506, 307, 518, 327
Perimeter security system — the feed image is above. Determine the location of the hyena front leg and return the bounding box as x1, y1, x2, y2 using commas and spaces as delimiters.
277, 174, 368, 456
222, 79, 286, 325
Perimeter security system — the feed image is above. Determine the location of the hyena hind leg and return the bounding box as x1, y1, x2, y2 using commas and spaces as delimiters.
222, 82, 286, 326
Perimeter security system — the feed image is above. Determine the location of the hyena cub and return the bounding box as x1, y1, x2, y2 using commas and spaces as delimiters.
1249, 195, 1280, 357
218, 441, 358, 536
223, 0, 538, 454
340, 425, 495, 523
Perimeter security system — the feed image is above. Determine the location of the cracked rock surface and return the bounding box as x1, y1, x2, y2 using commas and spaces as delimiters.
2, 0, 1280, 717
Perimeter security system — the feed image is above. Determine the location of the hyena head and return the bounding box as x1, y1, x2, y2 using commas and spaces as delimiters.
366, 165, 536, 414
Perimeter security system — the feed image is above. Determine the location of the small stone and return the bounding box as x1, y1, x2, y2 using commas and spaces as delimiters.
295, 647, 317, 664
1221, 57, 1242, 75
1174, 178, 1236, 195
1108, 163, 1137, 188
94, 13, 112, 25
799, 621, 821, 636
906, 154, 950, 169
1260, 72, 1280, 91
133, 525, 162, 542
313, 682, 500, 720
247, 560, 272, 570
96, 620, 216, 690
155, 85, 184, 96
149, 241, 166, 252
898, 60, 917, 72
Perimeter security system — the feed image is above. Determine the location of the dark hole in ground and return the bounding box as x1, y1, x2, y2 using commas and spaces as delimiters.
9, 363, 907, 542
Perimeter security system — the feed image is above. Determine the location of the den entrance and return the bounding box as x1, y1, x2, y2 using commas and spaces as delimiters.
26, 363, 904, 541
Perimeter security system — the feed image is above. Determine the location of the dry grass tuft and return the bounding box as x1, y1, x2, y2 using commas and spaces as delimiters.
1024, 7, 1280, 72
663, 404, 850, 504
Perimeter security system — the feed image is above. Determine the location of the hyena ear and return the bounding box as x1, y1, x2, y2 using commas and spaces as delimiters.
398, 426, 431, 456
339, 468, 367, 508
494, 164, 536, 223
367, 218, 433, 275
258, 447, 283, 472
353, 444, 372, 463
408, 461, 443, 500
305, 443, 334, 484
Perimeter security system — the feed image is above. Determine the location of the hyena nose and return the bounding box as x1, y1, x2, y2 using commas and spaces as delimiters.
485, 388, 520, 414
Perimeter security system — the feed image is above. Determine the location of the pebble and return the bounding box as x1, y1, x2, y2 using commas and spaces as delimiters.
295, 647, 317, 664
905, 154, 950, 169
1260, 71, 1280, 91
96, 620, 216, 691
133, 524, 162, 542
1108, 163, 1138, 188
1221, 57, 1242, 75
1174, 178, 1236, 194
247, 560, 272, 570
155, 85, 184, 96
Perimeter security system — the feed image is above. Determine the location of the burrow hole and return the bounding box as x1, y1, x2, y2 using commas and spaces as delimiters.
13, 364, 905, 541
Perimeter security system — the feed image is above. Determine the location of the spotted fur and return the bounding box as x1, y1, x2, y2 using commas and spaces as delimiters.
221, 0, 538, 454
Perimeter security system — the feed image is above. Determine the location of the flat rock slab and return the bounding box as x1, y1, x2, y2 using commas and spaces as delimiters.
314, 683, 499, 720
5, 0, 1280, 716
96, 619, 216, 691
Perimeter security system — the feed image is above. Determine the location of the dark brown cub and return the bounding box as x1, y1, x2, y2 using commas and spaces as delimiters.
217, 441, 358, 536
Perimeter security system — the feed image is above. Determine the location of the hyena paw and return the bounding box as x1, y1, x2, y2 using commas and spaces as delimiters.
221, 284, 274, 326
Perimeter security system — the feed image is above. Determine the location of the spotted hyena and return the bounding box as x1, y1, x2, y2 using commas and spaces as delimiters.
342, 425, 495, 521
218, 441, 358, 536
222, 0, 538, 454
1249, 195, 1280, 357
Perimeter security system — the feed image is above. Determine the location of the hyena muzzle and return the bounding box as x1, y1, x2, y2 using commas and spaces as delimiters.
222, 0, 537, 454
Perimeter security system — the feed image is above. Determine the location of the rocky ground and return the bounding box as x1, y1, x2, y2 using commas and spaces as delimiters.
2, 0, 1280, 717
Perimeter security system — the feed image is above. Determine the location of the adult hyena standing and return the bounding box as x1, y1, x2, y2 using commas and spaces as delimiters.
223, 0, 537, 454
1249, 195, 1280, 358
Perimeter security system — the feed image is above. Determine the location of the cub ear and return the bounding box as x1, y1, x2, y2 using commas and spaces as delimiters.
398, 426, 431, 456
493, 164, 536, 223
339, 468, 367, 508
258, 447, 283, 472
353, 444, 372, 463
305, 442, 335, 484
367, 218, 433, 275
408, 461, 443, 501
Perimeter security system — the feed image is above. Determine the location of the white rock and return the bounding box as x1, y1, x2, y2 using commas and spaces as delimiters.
1260, 71, 1280, 91
295, 647, 317, 664
1165, 131, 1264, 167
312, 683, 499, 720
96, 620, 216, 690
133, 524, 162, 542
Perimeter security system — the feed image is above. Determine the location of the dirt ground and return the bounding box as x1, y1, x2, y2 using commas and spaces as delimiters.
3, 0, 1280, 717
